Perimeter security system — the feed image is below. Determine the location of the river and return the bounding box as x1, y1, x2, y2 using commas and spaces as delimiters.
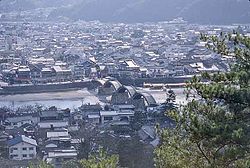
0, 88, 187, 109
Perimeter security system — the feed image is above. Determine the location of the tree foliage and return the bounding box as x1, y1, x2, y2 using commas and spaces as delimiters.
29, 161, 54, 168
29, 149, 118, 168
79, 149, 119, 168
155, 32, 250, 168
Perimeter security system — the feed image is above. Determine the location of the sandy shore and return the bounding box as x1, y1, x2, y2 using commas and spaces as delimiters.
0, 89, 96, 102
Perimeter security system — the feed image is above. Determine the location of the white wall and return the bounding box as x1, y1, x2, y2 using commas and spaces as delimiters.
101, 115, 120, 124
9, 142, 37, 160
38, 121, 68, 128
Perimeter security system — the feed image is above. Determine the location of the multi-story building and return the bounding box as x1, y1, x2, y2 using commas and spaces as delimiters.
8, 135, 37, 160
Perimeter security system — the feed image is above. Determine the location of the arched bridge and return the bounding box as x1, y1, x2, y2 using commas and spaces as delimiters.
92, 78, 157, 110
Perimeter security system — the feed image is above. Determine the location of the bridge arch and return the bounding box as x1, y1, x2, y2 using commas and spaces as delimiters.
111, 85, 137, 105
97, 79, 122, 95
132, 91, 157, 107
116, 86, 136, 98
103, 80, 122, 91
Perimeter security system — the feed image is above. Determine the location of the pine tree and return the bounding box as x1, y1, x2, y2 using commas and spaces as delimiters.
155, 32, 250, 168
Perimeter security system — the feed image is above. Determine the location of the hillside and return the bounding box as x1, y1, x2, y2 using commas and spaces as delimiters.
1, 0, 250, 24
49, 0, 250, 24
0, 0, 81, 12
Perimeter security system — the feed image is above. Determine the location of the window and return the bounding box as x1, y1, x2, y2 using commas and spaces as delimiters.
29, 147, 34, 150
23, 154, 27, 158
10, 154, 18, 159
29, 154, 34, 158
11, 147, 18, 153
22, 147, 27, 150
104, 116, 113, 121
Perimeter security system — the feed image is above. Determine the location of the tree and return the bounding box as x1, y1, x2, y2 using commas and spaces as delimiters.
62, 160, 81, 168
79, 149, 119, 168
118, 136, 154, 168
28, 150, 118, 168
155, 32, 250, 168
29, 161, 53, 168
130, 111, 147, 131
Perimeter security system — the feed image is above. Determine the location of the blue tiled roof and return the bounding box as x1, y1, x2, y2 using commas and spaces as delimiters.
7, 135, 37, 147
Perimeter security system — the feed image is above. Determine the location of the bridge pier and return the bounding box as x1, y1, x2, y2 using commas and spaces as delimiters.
98, 87, 114, 95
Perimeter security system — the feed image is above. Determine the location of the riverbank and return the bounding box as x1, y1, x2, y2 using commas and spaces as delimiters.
0, 89, 92, 102
0, 80, 96, 95
0, 87, 188, 109
0, 89, 101, 109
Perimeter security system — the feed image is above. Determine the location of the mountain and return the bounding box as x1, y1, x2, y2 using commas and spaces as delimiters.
49, 0, 250, 24
180, 0, 250, 24
1, 0, 250, 24
0, 0, 81, 12
0, 0, 36, 12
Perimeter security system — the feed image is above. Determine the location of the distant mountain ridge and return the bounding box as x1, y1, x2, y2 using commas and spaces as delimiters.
49, 0, 250, 24
0, 0, 81, 12
1, 0, 250, 24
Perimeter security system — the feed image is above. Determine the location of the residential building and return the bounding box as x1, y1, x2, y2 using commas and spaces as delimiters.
8, 135, 37, 160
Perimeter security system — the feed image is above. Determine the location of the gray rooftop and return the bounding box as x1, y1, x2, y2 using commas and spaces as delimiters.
8, 135, 37, 147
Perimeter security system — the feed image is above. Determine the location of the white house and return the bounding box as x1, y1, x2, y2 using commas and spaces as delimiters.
100, 111, 120, 124
46, 148, 78, 167
8, 135, 37, 160
38, 121, 69, 129
100, 110, 134, 124
87, 114, 100, 124
46, 129, 71, 141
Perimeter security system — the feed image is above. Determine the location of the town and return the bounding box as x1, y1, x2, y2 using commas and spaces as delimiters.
0, 19, 249, 168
